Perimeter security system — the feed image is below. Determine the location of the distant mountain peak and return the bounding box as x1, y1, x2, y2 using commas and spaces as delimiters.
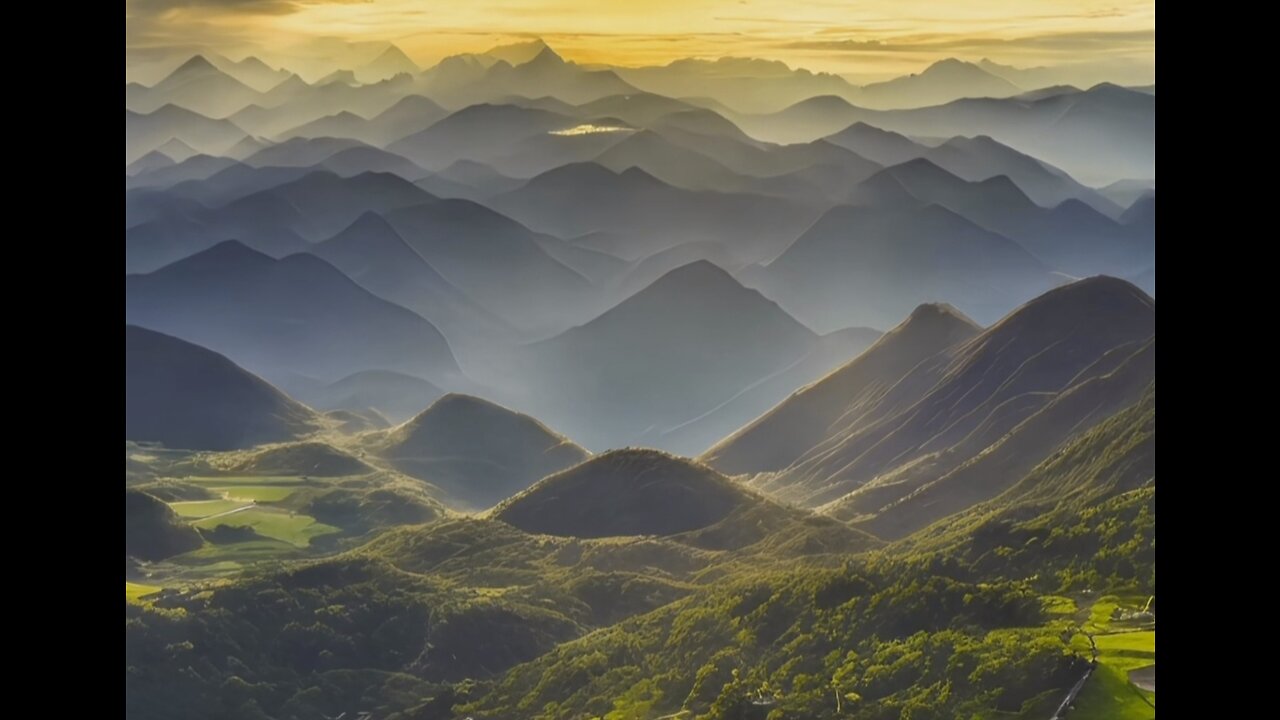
924, 57, 974, 71
906, 302, 976, 325
411, 392, 507, 420
170, 54, 219, 77
234, 55, 275, 71
791, 94, 854, 111
525, 45, 567, 68
374, 44, 416, 64
646, 259, 739, 290
358, 44, 419, 79
484, 38, 554, 66
185, 238, 271, 265
339, 209, 400, 235
269, 73, 310, 93
989, 275, 1153, 336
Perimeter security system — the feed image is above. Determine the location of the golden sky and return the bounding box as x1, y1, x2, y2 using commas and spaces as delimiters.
126, 0, 1154, 77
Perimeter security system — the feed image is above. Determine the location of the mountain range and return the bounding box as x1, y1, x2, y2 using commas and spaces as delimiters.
125, 31, 1156, 720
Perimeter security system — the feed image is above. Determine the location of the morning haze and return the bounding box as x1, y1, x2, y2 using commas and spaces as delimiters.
125, 2, 1156, 718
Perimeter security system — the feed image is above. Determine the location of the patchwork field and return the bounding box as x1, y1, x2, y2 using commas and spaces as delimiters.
126, 581, 162, 604
1069, 596, 1156, 720
191, 506, 340, 547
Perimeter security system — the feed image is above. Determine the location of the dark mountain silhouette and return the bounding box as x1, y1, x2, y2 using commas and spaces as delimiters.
920, 135, 1122, 215
823, 122, 925, 166
276, 95, 448, 146
847, 158, 1150, 276
154, 137, 199, 162
741, 95, 864, 144
422, 159, 524, 200
760, 202, 1054, 331
616, 57, 860, 114
377, 393, 588, 510
242, 136, 370, 167
484, 47, 640, 104
127, 170, 435, 272
491, 162, 820, 262
856, 59, 1022, 109
388, 104, 575, 169
382, 197, 597, 333
318, 146, 428, 179
126, 151, 176, 177
593, 129, 748, 191
484, 38, 552, 66
125, 189, 310, 273
210, 54, 290, 92
1120, 194, 1154, 226
316, 69, 358, 86
131, 55, 261, 117
740, 84, 1154, 184
126, 155, 241, 191
648, 108, 761, 145
125, 241, 461, 384
126, 325, 320, 450
421, 47, 640, 108
515, 260, 821, 451
363, 95, 449, 144
126, 105, 248, 164
1098, 178, 1155, 207
309, 212, 514, 346
356, 44, 419, 83
575, 93, 698, 125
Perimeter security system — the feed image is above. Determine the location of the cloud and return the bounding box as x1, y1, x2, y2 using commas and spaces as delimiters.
782, 29, 1154, 54
128, 0, 369, 17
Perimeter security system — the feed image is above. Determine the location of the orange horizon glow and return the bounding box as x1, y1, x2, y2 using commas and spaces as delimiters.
126, 0, 1154, 80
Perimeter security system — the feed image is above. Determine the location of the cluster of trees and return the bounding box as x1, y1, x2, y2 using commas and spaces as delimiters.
464, 559, 1085, 719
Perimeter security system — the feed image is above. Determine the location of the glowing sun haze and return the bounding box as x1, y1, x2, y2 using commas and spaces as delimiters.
125, 0, 1154, 79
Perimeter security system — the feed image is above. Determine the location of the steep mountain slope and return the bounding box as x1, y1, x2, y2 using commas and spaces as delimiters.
125, 241, 461, 385
901, 383, 1154, 591
125, 325, 320, 450
376, 394, 589, 510
831, 337, 1155, 539
709, 277, 1153, 521
704, 303, 981, 475
652, 325, 884, 457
